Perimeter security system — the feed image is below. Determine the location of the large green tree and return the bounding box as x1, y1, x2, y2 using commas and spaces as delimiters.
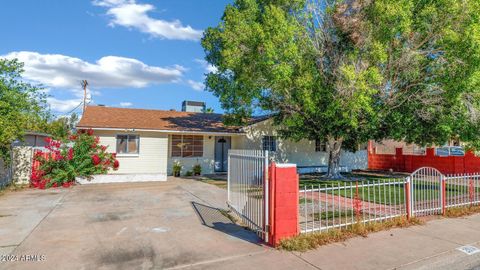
0, 58, 49, 165
202, 0, 480, 178
46, 112, 80, 140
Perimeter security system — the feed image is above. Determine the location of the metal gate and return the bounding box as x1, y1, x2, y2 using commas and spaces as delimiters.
408, 167, 444, 217
227, 150, 269, 241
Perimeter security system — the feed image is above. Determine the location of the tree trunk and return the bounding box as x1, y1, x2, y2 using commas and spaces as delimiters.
325, 137, 344, 179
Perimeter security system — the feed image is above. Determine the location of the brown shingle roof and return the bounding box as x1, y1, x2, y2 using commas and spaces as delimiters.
77, 106, 241, 133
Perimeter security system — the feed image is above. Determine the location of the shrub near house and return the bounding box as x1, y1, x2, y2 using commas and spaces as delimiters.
31, 129, 119, 189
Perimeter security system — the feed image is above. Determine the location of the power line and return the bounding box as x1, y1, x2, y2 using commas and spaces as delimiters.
64, 101, 84, 116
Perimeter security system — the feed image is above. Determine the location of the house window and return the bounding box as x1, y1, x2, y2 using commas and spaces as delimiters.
315, 139, 327, 152
262, 136, 277, 152
116, 135, 139, 154
172, 135, 204, 157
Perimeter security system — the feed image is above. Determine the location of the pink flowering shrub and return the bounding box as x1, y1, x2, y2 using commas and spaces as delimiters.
31, 129, 119, 189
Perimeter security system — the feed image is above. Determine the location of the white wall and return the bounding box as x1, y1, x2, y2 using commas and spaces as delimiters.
95, 130, 244, 176
12, 146, 33, 184
238, 119, 368, 171
94, 130, 168, 176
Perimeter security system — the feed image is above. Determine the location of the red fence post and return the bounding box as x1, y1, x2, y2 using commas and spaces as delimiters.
268, 163, 299, 247
441, 176, 447, 215
267, 162, 275, 244
405, 177, 412, 220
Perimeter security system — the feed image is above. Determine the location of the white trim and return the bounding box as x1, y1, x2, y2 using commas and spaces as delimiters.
77, 126, 244, 136
275, 163, 296, 168
116, 154, 139, 157
76, 173, 167, 184
238, 116, 273, 131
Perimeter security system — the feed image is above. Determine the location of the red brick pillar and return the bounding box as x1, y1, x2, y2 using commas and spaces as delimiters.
268, 163, 299, 247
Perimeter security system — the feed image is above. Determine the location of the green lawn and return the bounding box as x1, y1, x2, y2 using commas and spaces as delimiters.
300, 198, 314, 204
299, 171, 407, 188
301, 175, 477, 205
311, 210, 354, 220
303, 180, 406, 205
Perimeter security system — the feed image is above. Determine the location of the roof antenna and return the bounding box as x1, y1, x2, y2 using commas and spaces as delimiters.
81, 80, 89, 114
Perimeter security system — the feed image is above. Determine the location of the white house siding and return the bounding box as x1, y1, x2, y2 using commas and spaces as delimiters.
92, 118, 367, 178
94, 130, 168, 177
239, 119, 368, 171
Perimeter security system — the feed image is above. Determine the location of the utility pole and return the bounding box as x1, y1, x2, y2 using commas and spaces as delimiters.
81, 80, 88, 114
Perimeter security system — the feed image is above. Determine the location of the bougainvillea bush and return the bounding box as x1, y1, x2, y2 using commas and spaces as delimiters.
31, 129, 119, 189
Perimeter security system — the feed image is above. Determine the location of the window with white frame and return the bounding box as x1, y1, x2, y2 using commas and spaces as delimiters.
262, 136, 277, 152
116, 134, 139, 154
315, 139, 327, 152
171, 135, 204, 157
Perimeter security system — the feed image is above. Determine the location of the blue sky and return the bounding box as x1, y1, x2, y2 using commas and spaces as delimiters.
0, 0, 231, 115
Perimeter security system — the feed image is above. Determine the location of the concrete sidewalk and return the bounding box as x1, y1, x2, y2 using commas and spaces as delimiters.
1, 179, 480, 270
178, 215, 480, 270
297, 215, 480, 270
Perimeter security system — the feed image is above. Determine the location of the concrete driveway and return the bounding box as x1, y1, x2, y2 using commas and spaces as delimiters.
0, 178, 310, 270
2, 178, 480, 270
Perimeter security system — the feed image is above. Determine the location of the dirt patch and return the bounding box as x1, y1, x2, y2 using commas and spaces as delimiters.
90, 211, 132, 222
27, 191, 60, 196
159, 251, 204, 269
0, 184, 29, 196
96, 245, 156, 270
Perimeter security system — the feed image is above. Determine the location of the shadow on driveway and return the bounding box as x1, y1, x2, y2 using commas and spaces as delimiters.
191, 202, 261, 244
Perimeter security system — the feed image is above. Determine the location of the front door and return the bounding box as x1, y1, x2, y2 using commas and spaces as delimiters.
214, 136, 231, 172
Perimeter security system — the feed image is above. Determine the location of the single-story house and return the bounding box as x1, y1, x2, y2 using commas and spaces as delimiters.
77, 104, 367, 181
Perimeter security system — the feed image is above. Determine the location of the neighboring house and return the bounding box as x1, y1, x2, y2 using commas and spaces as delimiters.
77, 104, 367, 181
12, 132, 50, 148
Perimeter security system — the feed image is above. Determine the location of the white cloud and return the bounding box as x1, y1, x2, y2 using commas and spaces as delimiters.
93, 0, 203, 41
195, 59, 217, 73
46, 87, 97, 113
47, 97, 83, 113
188, 59, 216, 92
2, 51, 185, 89
119, 102, 133, 107
187, 80, 204, 91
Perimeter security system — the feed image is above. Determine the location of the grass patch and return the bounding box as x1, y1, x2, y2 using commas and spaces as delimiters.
279, 217, 424, 252
0, 183, 29, 196
299, 171, 407, 188
311, 210, 354, 220
198, 179, 227, 189
445, 206, 480, 218
301, 179, 478, 205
